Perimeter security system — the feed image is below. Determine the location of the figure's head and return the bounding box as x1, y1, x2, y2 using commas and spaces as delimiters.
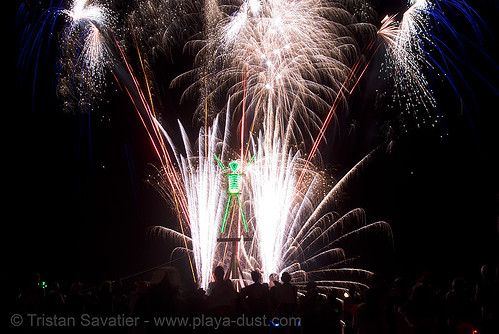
229, 161, 240, 172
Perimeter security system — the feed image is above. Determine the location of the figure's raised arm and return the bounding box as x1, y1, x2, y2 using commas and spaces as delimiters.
213, 153, 227, 173
242, 152, 257, 173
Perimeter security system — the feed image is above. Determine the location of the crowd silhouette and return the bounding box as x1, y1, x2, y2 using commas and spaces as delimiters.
10, 264, 499, 333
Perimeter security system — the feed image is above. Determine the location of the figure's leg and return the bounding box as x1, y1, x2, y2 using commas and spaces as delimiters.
221, 196, 233, 233
236, 195, 248, 233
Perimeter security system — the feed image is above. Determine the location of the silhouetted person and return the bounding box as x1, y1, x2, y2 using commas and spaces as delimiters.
388, 276, 410, 309
20, 272, 45, 313
44, 281, 65, 314
299, 281, 327, 333
111, 279, 129, 315
241, 270, 271, 317
134, 266, 183, 331
354, 289, 389, 334
353, 274, 389, 334
206, 266, 238, 317
269, 273, 281, 311
129, 280, 149, 315
400, 272, 442, 334
388, 277, 411, 334
182, 281, 207, 317
65, 281, 86, 315
475, 264, 499, 334
96, 280, 114, 315
446, 277, 476, 334
272, 271, 298, 331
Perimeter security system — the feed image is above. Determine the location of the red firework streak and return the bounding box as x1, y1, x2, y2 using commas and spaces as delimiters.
295, 38, 381, 191
111, 35, 196, 281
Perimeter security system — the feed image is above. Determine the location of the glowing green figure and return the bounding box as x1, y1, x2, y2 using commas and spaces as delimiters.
214, 153, 256, 234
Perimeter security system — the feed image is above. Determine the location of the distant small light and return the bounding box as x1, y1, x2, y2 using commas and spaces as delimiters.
343, 291, 350, 298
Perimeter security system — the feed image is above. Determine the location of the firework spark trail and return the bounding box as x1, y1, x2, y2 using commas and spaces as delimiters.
197, 1, 381, 282
109, 39, 201, 281
64, 3, 203, 280
280, 146, 378, 253
300, 0, 487, 179
30, 0, 116, 111
296, 40, 378, 189
158, 114, 232, 289
17, 1, 63, 72
111, 37, 198, 230
276, 147, 393, 291
244, 144, 393, 291
18, 1, 199, 280
378, 0, 487, 121
175, 0, 376, 147
377, 0, 437, 114
51, 0, 227, 286
64, 3, 111, 82
149, 134, 392, 288
246, 135, 321, 277
20, 0, 489, 291
67, 2, 196, 233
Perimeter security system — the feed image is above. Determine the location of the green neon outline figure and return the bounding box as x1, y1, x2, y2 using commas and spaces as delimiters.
214, 153, 256, 234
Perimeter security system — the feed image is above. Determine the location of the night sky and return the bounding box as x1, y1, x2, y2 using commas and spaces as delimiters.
6, 0, 499, 293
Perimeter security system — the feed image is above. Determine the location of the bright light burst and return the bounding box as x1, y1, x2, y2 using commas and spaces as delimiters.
176, 0, 377, 148
156, 114, 230, 290
58, 0, 114, 110
377, 0, 486, 129
247, 137, 315, 278
19, 0, 490, 291
378, 1, 437, 113
66, 0, 106, 24
148, 116, 393, 291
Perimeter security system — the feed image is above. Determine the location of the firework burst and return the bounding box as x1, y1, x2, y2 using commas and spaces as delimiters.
57, 0, 115, 111
377, 0, 488, 131
173, 0, 378, 149
150, 136, 394, 291
18, 0, 492, 292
